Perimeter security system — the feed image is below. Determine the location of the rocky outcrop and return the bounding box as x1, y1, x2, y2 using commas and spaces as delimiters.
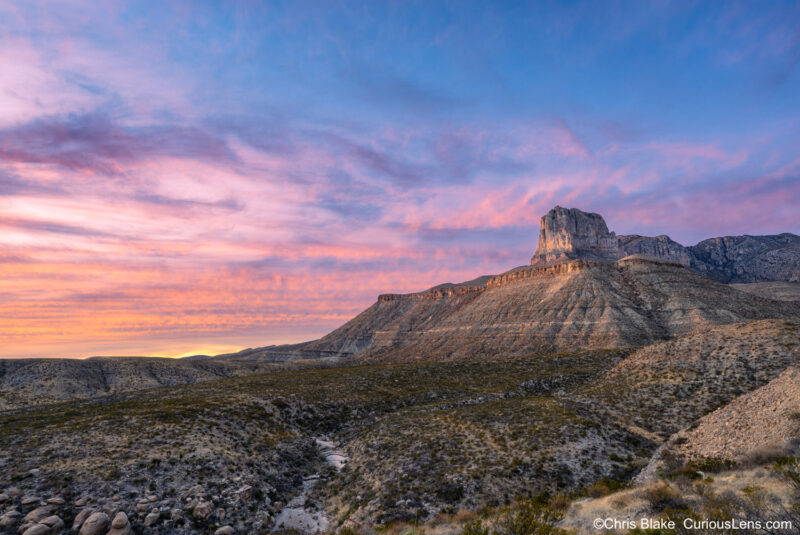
78, 512, 110, 535
618, 234, 691, 266
530, 206, 799, 283
689, 233, 800, 283
530, 206, 621, 265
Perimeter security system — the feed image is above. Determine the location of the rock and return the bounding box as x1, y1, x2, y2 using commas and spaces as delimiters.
101, 503, 117, 516
21, 524, 50, 535
77, 511, 110, 535
135, 502, 148, 513
192, 500, 213, 520
0, 513, 18, 528
0, 492, 9, 501
147, 495, 157, 502
689, 234, 800, 283
234, 485, 252, 502
20, 496, 41, 507
107, 512, 131, 535
24, 505, 54, 523
215, 526, 235, 535
529, 206, 800, 283
74, 496, 88, 507
7, 488, 21, 497
170, 508, 183, 521
143, 512, 160, 527
40, 515, 64, 533
530, 206, 621, 265
619, 234, 690, 266
72, 508, 94, 531
44, 497, 64, 506
111, 512, 129, 529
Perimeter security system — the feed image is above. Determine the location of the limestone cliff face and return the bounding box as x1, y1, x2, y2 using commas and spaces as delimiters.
530, 206, 621, 265
531, 206, 799, 282
689, 234, 800, 283
617, 234, 691, 266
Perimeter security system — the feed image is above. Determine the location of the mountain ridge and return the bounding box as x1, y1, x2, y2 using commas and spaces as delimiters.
531, 206, 800, 283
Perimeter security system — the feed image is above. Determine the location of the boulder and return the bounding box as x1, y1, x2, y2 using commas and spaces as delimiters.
40, 515, 65, 533
20, 495, 41, 508
21, 524, 50, 535
215, 526, 235, 535
71, 508, 94, 531
143, 511, 160, 527
107, 512, 131, 535
77, 511, 110, 535
193, 500, 213, 520
234, 485, 252, 502
24, 505, 54, 523
0, 513, 19, 528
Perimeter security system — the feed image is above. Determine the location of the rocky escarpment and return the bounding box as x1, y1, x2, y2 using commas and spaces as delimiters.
530, 207, 622, 264
530, 206, 800, 283
224, 257, 800, 364
689, 233, 800, 283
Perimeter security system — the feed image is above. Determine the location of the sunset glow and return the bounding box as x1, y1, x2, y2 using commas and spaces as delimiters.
1, 1, 799, 357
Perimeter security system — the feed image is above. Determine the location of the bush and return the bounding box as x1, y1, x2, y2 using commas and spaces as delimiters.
687, 456, 735, 473
642, 483, 685, 512
493, 500, 566, 535
586, 483, 610, 498
461, 520, 490, 535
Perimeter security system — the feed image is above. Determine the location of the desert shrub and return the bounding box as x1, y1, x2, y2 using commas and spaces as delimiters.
436, 482, 465, 503
547, 494, 570, 513
774, 456, 800, 491
687, 456, 735, 473
667, 465, 703, 481
642, 483, 685, 512
586, 482, 611, 498
461, 520, 490, 535
453, 509, 479, 523
459, 500, 566, 535
493, 500, 566, 535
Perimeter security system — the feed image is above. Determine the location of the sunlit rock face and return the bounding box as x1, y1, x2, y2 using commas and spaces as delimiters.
529, 206, 800, 279
530, 206, 621, 266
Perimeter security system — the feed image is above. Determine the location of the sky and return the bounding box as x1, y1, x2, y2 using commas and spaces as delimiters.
1, 0, 799, 358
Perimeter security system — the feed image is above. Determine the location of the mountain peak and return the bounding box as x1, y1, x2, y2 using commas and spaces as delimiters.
530, 206, 620, 266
